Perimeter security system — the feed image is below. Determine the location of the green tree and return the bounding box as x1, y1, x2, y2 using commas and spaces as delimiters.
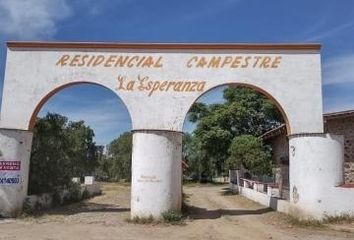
227, 135, 272, 176
29, 113, 99, 194
98, 132, 132, 181
66, 121, 98, 176
183, 133, 212, 182
29, 113, 71, 194
185, 86, 283, 178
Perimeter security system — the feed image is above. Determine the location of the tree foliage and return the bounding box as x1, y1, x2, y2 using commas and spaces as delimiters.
183, 133, 212, 182
226, 135, 272, 176
96, 132, 132, 181
184, 86, 283, 178
29, 113, 100, 195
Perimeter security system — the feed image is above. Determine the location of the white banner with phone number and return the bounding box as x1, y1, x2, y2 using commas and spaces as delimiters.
0, 160, 21, 185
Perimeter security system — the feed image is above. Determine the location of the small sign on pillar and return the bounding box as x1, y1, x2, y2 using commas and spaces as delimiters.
0, 160, 21, 185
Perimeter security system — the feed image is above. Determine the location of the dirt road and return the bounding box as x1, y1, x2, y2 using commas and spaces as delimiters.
0, 183, 353, 240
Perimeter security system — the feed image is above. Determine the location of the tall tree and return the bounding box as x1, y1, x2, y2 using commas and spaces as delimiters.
98, 132, 132, 181
29, 113, 99, 194
227, 135, 272, 176
185, 86, 283, 177
66, 121, 98, 176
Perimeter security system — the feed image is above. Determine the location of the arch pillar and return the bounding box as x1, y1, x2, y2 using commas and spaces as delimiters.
288, 133, 344, 219
130, 130, 183, 218
0, 128, 33, 217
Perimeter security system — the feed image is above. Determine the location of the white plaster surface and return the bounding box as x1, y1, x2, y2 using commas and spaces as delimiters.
131, 131, 182, 218
240, 186, 271, 206
289, 134, 354, 218
0, 129, 33, 217
1, 47, 323, 134
239, 186, 293, 215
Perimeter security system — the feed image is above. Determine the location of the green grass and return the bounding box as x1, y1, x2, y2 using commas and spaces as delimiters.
127, 211, 186, 225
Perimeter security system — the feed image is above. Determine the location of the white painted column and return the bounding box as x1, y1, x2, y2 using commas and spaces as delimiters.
289, 133, 344, 219
0, 129, 33, 217
131, 130, 182, 218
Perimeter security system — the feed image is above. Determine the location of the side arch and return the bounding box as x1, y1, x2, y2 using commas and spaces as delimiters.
28, 81, 132, 131
183, 82, 291, 135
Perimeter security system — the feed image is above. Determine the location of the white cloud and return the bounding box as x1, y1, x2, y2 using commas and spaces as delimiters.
323, 54, 354, 85
0, 0, 72, 39
305, 22, 354, 42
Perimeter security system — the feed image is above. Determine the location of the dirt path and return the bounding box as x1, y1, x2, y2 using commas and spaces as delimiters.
0, 183, 353, 240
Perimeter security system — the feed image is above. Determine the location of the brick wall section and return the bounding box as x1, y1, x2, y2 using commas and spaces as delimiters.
324, 115, 354, 183
269, 134, 289, 186
344, 162, 354, 183
269, 134, 289, 165
265, 133, 290, 199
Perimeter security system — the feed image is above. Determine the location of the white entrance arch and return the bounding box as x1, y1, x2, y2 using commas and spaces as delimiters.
0, 42, 352, 219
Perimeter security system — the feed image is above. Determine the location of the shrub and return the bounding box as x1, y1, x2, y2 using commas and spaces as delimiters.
81, 189, 90, 199
227, 135, 272, 176
63, 182, 82, 203
162, 210, 184, 224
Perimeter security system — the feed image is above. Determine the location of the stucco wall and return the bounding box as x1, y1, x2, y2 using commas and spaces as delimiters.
1, 44, 324, 135
131, 130, 182, 218
289, 134, 350, 219
0, 129, 33, 217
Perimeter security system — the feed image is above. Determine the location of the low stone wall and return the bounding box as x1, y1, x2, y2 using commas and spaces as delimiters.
84, 183, 102, 196
25, 193, 53, 210
238, 185, 293, 215
236, 183, 354, 220
212, 177, 229, 183
24, 183, 101, 211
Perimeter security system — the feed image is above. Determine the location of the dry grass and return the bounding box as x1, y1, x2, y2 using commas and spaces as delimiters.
126, 215, 156, 224
323, 213, 354, 224
284, 215, 324, 228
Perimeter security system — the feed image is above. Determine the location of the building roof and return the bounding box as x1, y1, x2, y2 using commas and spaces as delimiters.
260, 124, 287, 140
323, 109, 354, 120
261, 109, 354, 140
7, 41, 321, 51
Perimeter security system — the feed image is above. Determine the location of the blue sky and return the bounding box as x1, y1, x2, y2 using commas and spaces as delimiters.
0, 0, 354, 145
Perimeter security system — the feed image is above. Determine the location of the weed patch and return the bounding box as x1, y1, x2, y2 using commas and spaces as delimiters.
126, 215, 156, 224
162, 210, 184, 224
323, 213, 354, 224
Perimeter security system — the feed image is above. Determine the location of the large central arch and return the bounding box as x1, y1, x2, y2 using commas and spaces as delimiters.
1, 42, 352, 220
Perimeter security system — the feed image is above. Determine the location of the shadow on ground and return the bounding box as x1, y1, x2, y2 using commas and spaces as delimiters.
30, 202, 130, 217
183, 204, 272, 220
183, 185, 272, 220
